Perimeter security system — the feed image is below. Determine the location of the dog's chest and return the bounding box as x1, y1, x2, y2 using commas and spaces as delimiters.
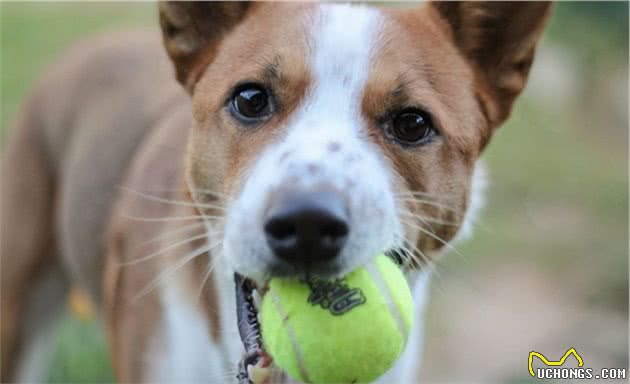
147, 273, 225, 382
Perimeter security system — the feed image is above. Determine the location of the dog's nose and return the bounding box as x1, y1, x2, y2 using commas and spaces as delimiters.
264, 189, 349, 265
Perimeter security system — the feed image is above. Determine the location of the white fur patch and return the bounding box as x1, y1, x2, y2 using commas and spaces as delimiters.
15, 268, 67, 383
303, 4, 380, 125
149, 275, 222, 383
452, 161, 487, 244
223, 4, 402, 280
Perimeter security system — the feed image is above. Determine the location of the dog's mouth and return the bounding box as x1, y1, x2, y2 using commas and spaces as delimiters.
233, 250, 408, 384
235, 274, 273, 384
234, 249, 407, 384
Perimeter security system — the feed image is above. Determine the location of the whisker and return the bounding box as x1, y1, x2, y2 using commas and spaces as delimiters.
392, 242, 418, 269
393, 234, 430, 269
119, 187, 227, 211
389, 168, 458, 205
196, 253, 222, 303
399, 209, 438, 233
398, 210, 459, 227
402, 218, 464, 259
120, 233, 212, 267
396, 192, 438, 199
396, 197, 462, 215
400, 238, 441, 279
132, 240, 222, 301
185, 186, 229, 199
123, 187, 228, 201
135, 222, 206, 247
122, 214, 222, 223
396, 190, 455, 199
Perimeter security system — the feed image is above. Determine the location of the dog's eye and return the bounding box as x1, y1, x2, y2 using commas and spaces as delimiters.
390, 109, 436, 145
231, 84, 272, 121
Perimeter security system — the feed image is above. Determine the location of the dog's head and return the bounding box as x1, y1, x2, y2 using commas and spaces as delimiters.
159, 1, 549, 379
160, 1, 549, 279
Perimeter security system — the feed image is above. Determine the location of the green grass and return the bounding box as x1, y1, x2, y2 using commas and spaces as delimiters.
1, 2, 627, 383
48, 315, 114, 383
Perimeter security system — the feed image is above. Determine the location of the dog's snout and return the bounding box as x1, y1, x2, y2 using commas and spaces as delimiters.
264, 189, 349, 265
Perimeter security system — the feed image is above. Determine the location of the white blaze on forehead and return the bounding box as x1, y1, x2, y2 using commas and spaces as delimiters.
289, 4, 383, 141
223, 4, 401, 280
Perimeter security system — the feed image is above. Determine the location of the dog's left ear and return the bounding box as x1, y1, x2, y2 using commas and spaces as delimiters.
430, 1, 552, 128
159, 1, 251, 91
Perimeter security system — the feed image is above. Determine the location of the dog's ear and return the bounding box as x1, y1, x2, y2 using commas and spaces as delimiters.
430, 1, 551, 127
159, 1, 251, 91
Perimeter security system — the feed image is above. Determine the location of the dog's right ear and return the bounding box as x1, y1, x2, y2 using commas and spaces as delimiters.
159, 1, 251, 91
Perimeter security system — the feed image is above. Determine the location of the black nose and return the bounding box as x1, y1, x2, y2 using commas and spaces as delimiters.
264, 189, 349, 265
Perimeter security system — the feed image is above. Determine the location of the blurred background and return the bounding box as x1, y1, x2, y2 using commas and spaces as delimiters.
1, 2, 627, 383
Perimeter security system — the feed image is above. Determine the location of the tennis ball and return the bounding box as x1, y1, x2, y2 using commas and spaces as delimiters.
260, 254, 413, 383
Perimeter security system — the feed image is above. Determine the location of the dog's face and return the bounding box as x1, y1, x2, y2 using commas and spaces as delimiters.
158, 1, 550, 381
160, 1, 549, 283
159, 1, 550, 282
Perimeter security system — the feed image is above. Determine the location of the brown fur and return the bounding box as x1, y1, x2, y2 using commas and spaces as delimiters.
184, 3, 314, 204
0, 2, 550, 381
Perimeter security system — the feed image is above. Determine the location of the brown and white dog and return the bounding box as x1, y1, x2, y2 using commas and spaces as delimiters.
1, 2, 551, 383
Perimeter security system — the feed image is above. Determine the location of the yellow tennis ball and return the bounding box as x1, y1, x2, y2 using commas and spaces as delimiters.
260, 254, 413, 383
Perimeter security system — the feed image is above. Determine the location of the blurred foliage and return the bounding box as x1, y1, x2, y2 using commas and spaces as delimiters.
0, 2, 627, 383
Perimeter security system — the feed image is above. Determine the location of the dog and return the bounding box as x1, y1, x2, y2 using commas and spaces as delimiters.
1, 2, 551, 382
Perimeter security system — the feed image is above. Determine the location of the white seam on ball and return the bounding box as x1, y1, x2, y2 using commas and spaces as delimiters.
364, 261, 407, 341
270, 289, 311, 383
